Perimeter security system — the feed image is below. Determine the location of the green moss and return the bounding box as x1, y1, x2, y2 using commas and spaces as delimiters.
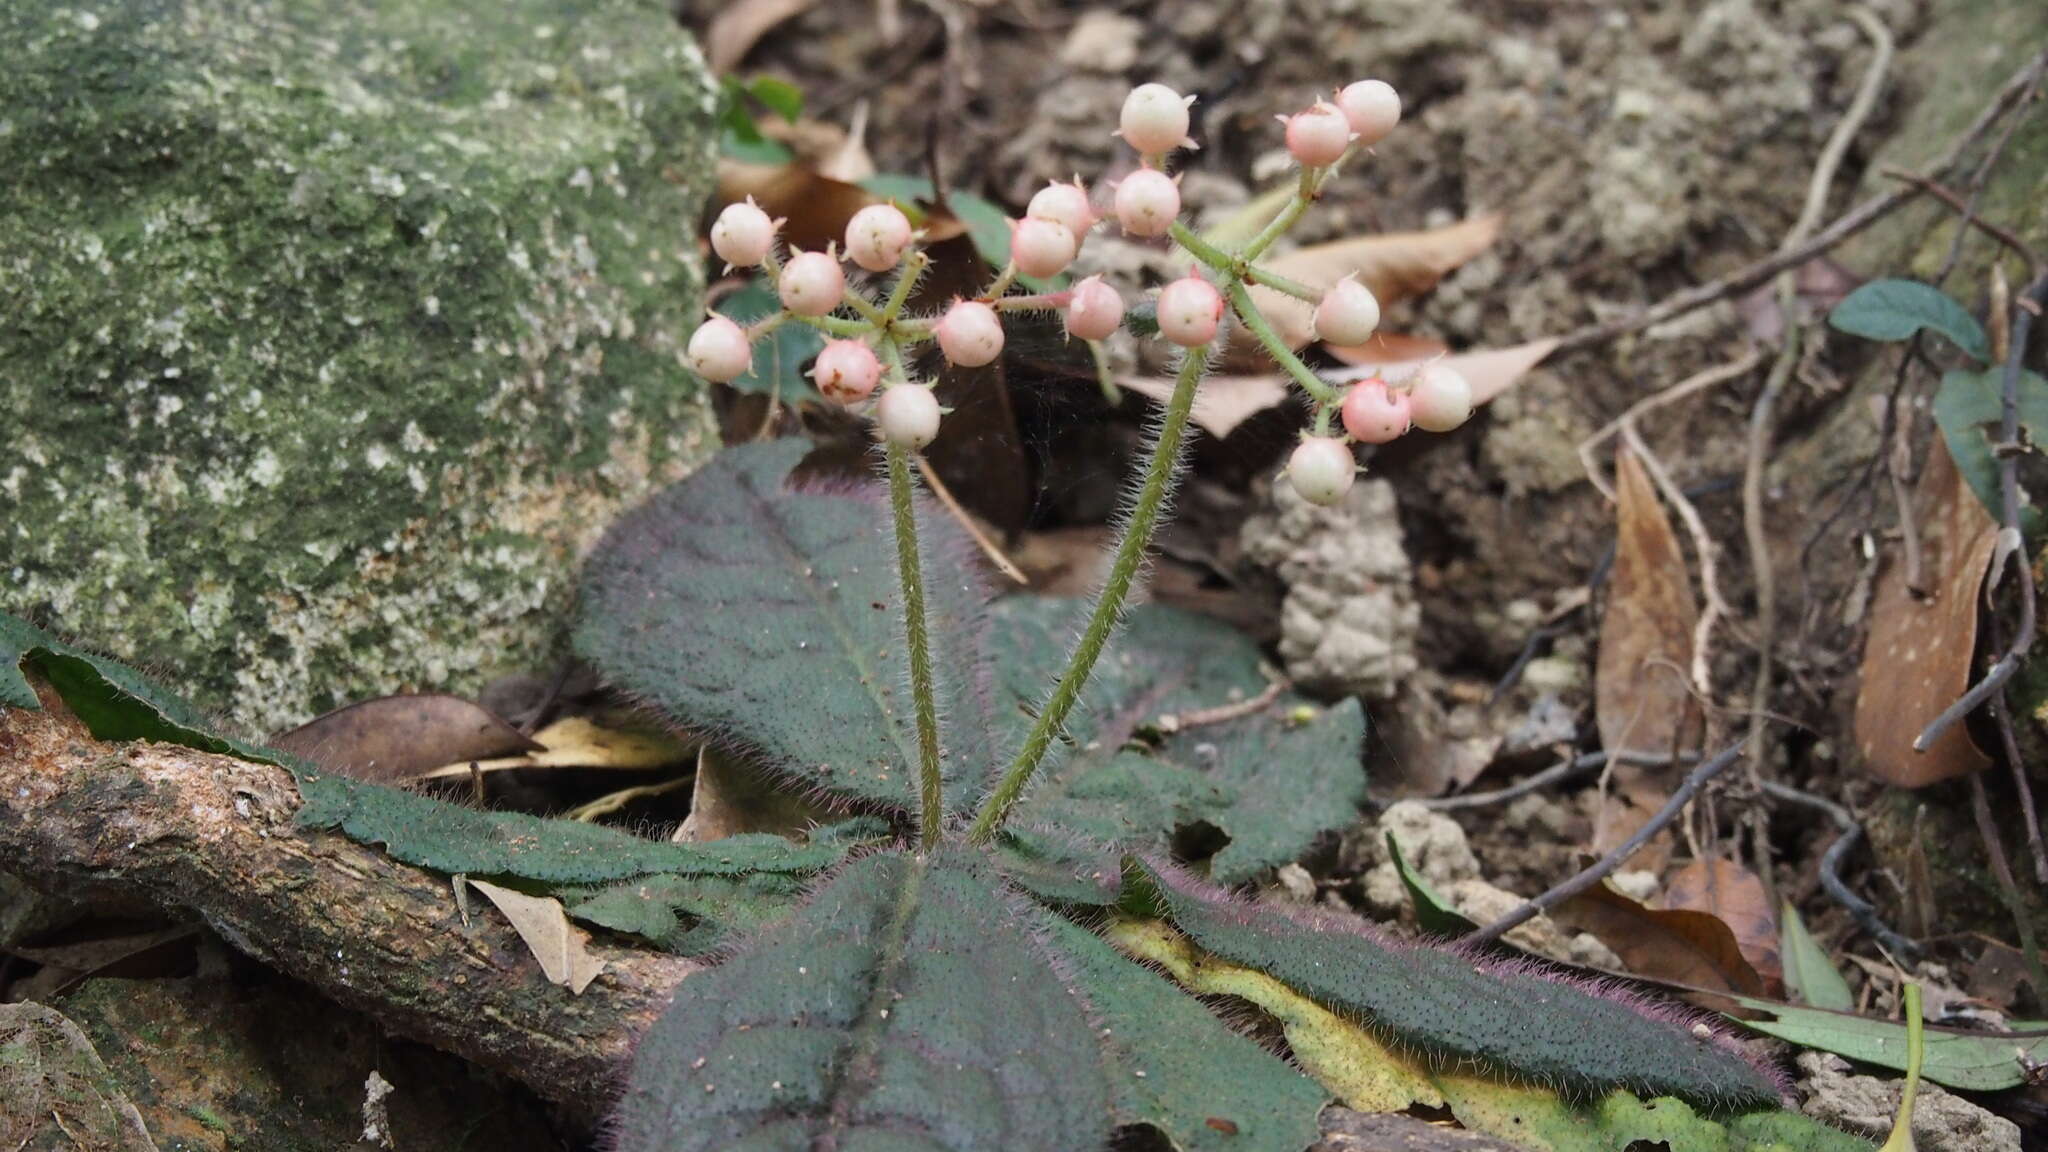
0, 0, 721, 732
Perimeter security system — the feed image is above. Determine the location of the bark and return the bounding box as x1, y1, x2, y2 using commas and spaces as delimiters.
0, 698, 696, 1117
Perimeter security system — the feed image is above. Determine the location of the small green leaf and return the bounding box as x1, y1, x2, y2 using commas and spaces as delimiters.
745, 76, 804, 123
713, 279, 826, 403
1386, 830, 1478, 936
1829, 279, 1988, 363
1727, 995, 2048, 1092
1040, 914, 1326, 1152
1779, 902, 1855, 1011
858, 174, 1064, 291
565, 871, 811, 955
611, 849, 1111, 1152
1932, 367, 2048, 537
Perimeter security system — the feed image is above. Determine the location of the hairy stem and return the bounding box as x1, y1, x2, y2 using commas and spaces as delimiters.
1240, 170, 1318, 262
1243, 263, 1321, 302
881, 252, 929, 323
1227, 281, 1340, 404
886, 442, 946, 849
1170, 220, 1235, 271
969, 347, 1210, 841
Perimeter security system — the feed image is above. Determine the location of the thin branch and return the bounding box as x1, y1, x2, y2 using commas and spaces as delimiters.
913, 452, 1027, 584
1418, 750, 1683, 812
1758, 779, 1916, 956
1880, 168, 2042, 281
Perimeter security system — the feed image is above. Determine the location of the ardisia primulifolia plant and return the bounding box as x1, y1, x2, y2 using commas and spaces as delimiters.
583, 80, 1874, 1152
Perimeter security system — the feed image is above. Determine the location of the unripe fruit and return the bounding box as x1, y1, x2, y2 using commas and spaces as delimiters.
1119, 83, 1193, 155
1156, 275, 1223, 347
779, 250, 846, 316
810, 339, 882, 406
1026, 179, 1096, 236
844, 204, 914, 273
1313, 276, 1381, 345
1282, 102, 1352, 168
1064, 276, 1125, 341
686, 316, 751, 382
1337, 79, 1401, 145
710, 197, 778, 268
1409, 362, 1474, 432
935, 299, 1004, 367
1114, 168, 1181, 237
1011, 217, 1079, 279
1340, 377, 1411, 444
876, 385, 941, 449
1288, 437, 1356, 505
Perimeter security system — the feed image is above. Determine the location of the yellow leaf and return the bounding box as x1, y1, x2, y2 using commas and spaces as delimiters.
461, 878, 605, 995
1249, 214, 1503, 350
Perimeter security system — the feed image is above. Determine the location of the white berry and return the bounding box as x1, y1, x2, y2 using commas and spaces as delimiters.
1156, 275, 1223, 347
1119, 83, 1193, 156
1340, 377, 1411, 444
1288, 437, 1356, 505
1409, 362, 1474, 432
876, 385, 941, 449
1064, 276, 1125, 342
811, 339, 881, 406
686, 316, 752, 383
710, 198, 778, 269
844, 204, 914, 273
935, 299, 1004, 367
1336, 80, 1401, 146
1114, 169, 1180, 238
1011, 217, 1079, 279
1282, 102, 1352, 168
1313, 276, 1381, 345
1026, 179, 1096, 236
779, 250, 846, 317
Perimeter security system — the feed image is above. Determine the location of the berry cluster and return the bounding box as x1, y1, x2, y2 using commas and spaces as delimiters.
684, 76, 1473, 504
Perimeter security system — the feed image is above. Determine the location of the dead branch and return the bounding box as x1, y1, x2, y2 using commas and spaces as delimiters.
0, 699, 696, 1118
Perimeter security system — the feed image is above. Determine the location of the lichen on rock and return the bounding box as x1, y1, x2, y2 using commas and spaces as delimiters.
0, 0, 721, 732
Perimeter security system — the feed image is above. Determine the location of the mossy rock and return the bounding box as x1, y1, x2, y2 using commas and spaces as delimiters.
0, 0, 721, 733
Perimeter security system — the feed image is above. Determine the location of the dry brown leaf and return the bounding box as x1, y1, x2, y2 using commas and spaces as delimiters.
1855, 437, 1996, 786
1117, 373, 1292, 439
1322, 331, 1450, 366
461, 878, 605, 995
1326, 338, 1560, 408
270, 694, 538, 784
417, 716, 690, 781
1248, 214, 1503, 351
1596, 445, 1700, 759
1662, 858, 1782, 993
715, 160, 877, 254
1552, 880, 1767, 995
705, 0, 818, 73
674, 748, 829, 843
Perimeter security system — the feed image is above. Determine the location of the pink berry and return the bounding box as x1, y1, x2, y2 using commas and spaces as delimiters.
844, 204, 914, 273
1313, 276, 1381, 345
810, 339, 882, 406
1026, 179, 1096, 236
686, 316, 752, 383
1288, 437, 1356, 505
1064, 276, 1125, 341
1336, 79, 1401, 145
935, 299, 1004, 367
1114, 168, 1181, 238
1119, 82, 1193, 156
778, 250, 846, 316
1156, 275, 1223, 347
1340, 377, 1411, 444
1011, 217, 1079, 279
1281, 102, 1353, 168
710, 197, 778, 268
1409, 362, 1474, 432
876, 385, 941, 449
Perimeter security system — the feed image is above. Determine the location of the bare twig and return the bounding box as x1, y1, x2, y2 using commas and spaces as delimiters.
1461, 739, 1749, 946
1967, 772, 2048, 995
1156, 676, 1289, 733
913, 451, 1028, 584
1880, 169, 2042, 281
1419, 749, 1686, 812
1758, 779, 1916, 956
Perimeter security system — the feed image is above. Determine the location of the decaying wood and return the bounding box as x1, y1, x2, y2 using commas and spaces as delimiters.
0, 697, 696, 1116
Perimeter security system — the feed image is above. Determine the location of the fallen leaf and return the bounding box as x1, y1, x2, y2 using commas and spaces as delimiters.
716, 160, 876, 254
1246, 214, 1502, 352
1201, 182, 1298, 253
1854, 434, 1995, 785
270, 694, 539, 784
1780, 901, 1856, 1011
1327, 338, 1560, 408
1321, 330, 1450, 366
1663, 858, 1781, 992
1552, 880, 1766, 995
460, 878, 606, 995
705, 0, 819, 73
1596, 445, 1700, 758
1964, 937, 2032, 1011
674, 747, 829, 843
417, 716, 691, 780
1726, 994, 2048, 1092
1117, 373, 1292, 439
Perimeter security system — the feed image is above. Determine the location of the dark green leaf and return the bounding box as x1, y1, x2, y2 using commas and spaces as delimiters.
1133, 859, 1783, 1109
1386, 831, 1478, 936
611, 849, 1111, 1152
574, 441, 997, 817
1933, 367, 2048, 537
1778, 902, 1855, 1012
566, 870, 811, 955
713, 279, 826, 402
719, 127, 794, 165
1829, 279, 1989, 362
858, 174, 1064, 291
1040, 913, 1326, 1152
746, 76, 804, 123
1727, 995, 2048, 1092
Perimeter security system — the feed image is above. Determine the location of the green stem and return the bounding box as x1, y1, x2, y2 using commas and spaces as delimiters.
1087, 338, 1121, 404
843, 290, 887, 326
1880, 983, 1923, 1152
795, 313, 871, 338
1243, 263, 1320, 302
1240, 170, 1318, 262
1169, 220, 1235, 273
968, 346, 1210, 842
881, 252, 929, 323
990, 293, 1068, 313
885, 440, 946, 850
983, 260, 1019, 301
1226, 280, 1340, 404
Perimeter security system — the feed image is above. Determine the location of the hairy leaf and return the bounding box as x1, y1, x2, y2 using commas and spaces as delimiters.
992, 597, 1367, 884
565, 870, 811, 955
1130, 861, 1783, 1109
574, 440, 997, 817
611, 849, 1110, 1152
1038, 913, 1326, 1152
1829, 279, 1988, 363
